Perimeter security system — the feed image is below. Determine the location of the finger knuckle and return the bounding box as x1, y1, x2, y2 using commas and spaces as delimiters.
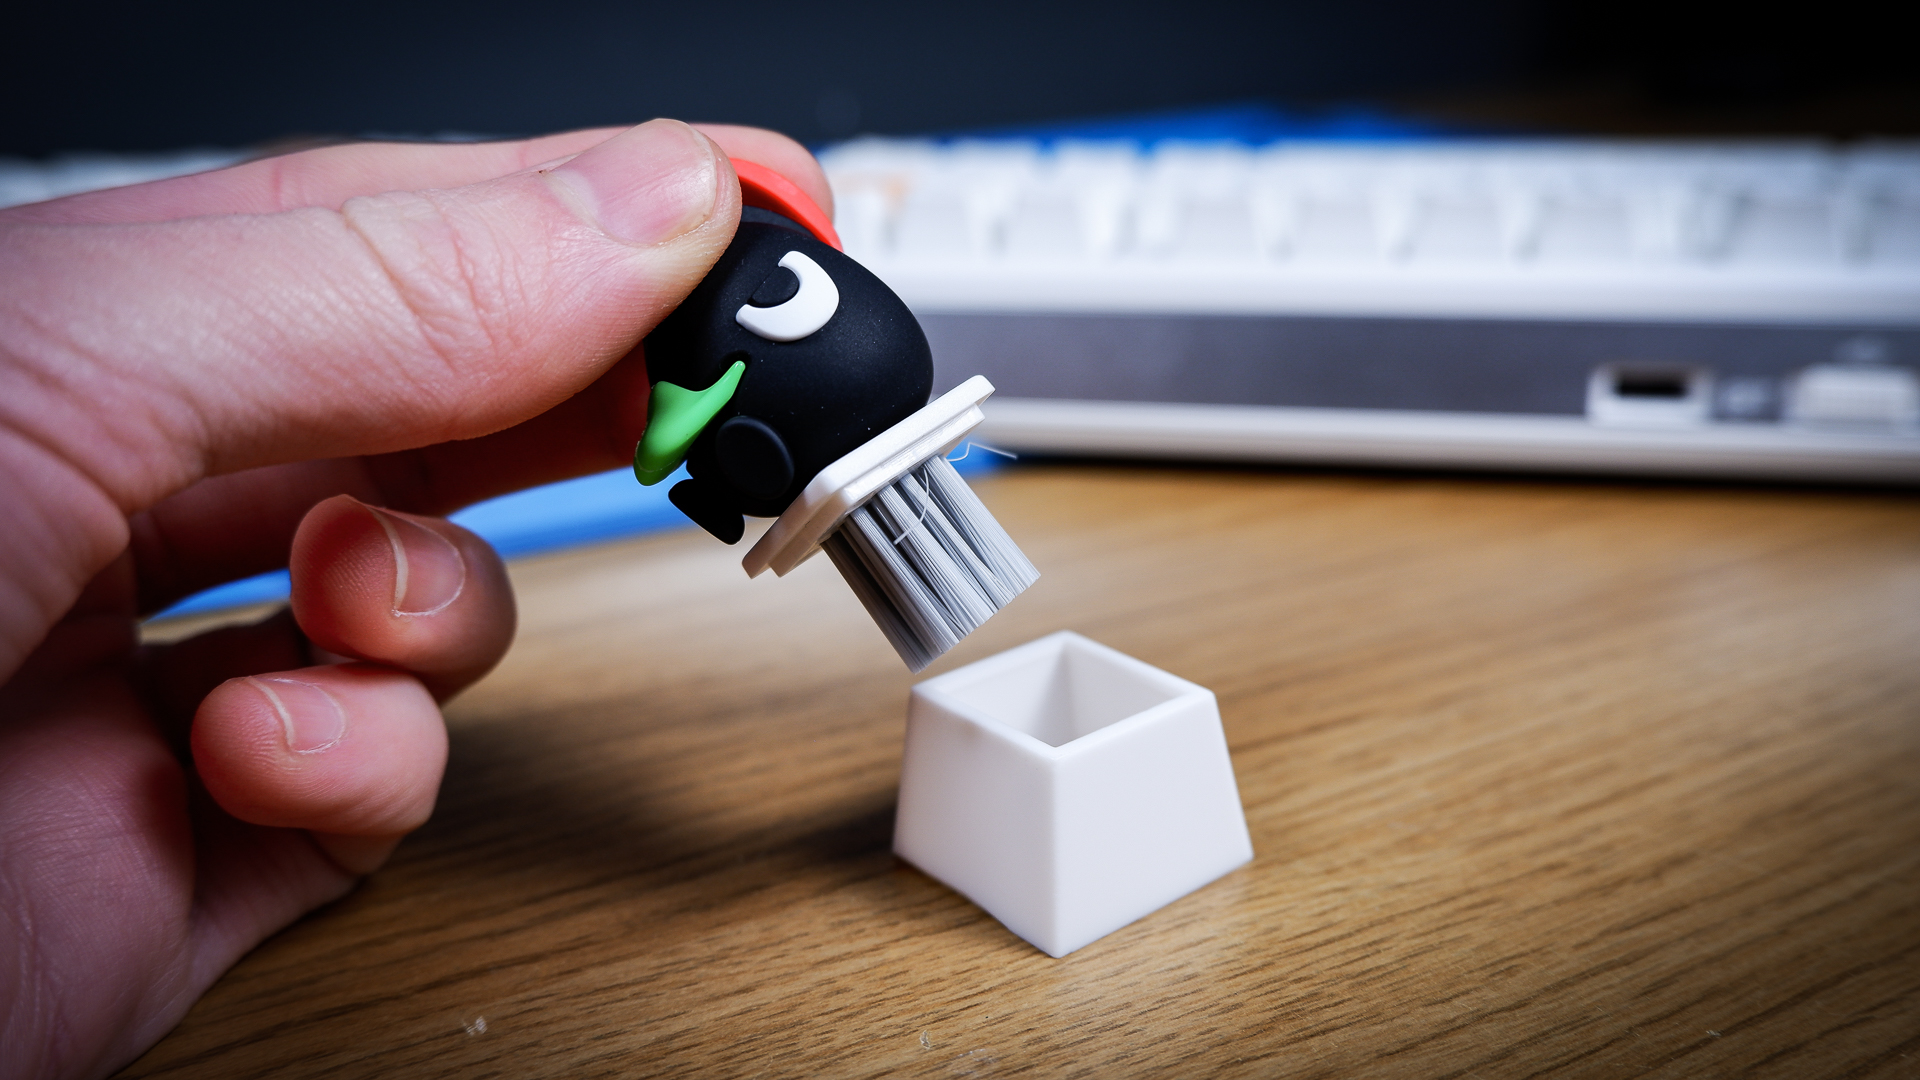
340, 190, 558, 384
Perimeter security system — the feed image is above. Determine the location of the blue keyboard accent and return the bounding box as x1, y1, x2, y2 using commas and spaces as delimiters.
941, 101, 1454, 148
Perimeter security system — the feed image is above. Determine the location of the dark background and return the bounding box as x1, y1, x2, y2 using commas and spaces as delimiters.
3, 0, 1914, 156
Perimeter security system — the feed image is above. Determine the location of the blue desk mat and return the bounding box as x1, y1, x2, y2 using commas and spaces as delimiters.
156, 453, 1008, 619
155, 102, 1451, 621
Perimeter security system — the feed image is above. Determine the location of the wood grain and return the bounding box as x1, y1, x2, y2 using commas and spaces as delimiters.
121, 465, 1920, 1078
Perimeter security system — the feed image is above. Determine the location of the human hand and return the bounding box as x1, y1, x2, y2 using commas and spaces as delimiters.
0, 119, 831, 1079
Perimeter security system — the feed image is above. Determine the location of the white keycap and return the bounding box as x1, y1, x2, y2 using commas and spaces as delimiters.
1290, 197, 1378, 262
1536, 197, 1634, 262
1410, 194, 1504, 262
1728, 196, 1837, 263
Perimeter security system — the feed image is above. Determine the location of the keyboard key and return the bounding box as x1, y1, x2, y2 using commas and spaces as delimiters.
1410, 194, 1504, 262
1289, 197, 1378, 261
1728, 196, 1836, 263
1536, 198, 1634, 262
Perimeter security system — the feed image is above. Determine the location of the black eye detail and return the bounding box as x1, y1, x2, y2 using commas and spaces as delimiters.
735, 251, 839, 342
747, 265, 800, 308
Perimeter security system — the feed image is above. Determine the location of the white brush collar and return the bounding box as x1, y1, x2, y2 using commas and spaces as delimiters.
743, 375, 995, 578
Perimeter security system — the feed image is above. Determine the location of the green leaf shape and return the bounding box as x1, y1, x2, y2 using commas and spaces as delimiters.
632, 360, 746, 486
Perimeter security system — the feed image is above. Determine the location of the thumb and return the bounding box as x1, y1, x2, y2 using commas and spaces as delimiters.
0, 119, 740, 515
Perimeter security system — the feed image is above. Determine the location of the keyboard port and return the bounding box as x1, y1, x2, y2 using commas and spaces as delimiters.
1785, 364, 1920, 429
1587, 364, 1712, 427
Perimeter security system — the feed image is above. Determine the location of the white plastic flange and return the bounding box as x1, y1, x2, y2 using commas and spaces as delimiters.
742, 375, 996, 579
894, 631, 1254, 957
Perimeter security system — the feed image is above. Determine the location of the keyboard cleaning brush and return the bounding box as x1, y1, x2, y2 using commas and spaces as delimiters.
631, 160, 1037, 670
748, 376, 1037, 671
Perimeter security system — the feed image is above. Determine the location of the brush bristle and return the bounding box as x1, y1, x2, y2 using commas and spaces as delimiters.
821, 455, 1039, 671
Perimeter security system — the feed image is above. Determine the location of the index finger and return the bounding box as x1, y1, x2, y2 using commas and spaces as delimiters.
4, 123, 834, 226
128, 350, 649, 616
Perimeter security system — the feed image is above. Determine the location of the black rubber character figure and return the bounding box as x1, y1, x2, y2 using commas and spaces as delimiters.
633, 161, 933, 544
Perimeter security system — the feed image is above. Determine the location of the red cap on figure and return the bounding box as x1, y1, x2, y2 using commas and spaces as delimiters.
731, 158, 842, 251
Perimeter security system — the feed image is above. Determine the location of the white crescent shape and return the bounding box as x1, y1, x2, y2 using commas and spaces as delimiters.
735, 250, 840, 342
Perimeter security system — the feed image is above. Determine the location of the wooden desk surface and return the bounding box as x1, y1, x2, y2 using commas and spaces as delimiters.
124, 465, 1920, 1078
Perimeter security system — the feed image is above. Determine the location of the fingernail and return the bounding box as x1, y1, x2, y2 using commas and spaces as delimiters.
547, 119, 721, 245
368, 507, 467, 616
248, 676, 346, 754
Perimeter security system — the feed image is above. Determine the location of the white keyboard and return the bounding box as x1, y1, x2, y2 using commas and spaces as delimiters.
5, 141, 1916, 481
821, 138, 1920, 482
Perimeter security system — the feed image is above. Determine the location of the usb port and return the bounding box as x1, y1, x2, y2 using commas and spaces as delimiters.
1612, 372, 1690, 398
1587, 364, 1711, 427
